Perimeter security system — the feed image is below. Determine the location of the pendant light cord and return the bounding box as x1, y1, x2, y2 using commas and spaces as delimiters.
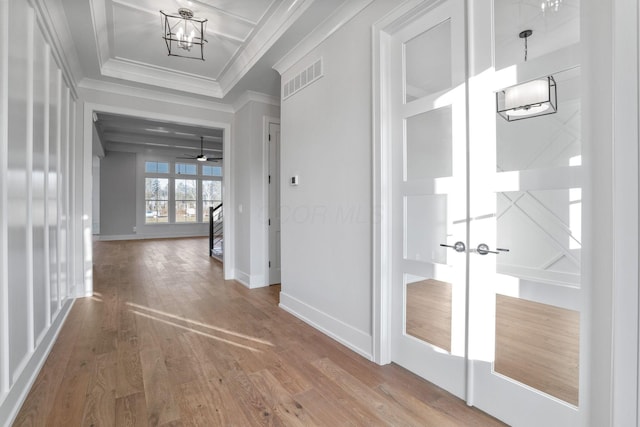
519, 29, 533, 62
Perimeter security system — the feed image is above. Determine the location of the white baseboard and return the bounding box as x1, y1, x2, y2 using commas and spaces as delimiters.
98, 232, 207, 241
234, 269, 267, 289
279, 292, 373, 360
0, 298, 75, 427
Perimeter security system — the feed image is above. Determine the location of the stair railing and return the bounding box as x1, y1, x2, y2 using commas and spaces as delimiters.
209, 203, 223, 260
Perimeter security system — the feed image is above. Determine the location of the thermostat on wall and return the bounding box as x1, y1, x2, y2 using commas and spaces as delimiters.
290, 175, 299, 186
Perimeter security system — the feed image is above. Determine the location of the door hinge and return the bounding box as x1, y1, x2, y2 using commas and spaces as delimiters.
268, 175, 271, 184
268, 219, 271, 226
268, 134, 271, 141
269, 261, 271, 268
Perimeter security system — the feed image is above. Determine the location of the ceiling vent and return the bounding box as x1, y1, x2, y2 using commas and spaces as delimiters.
283, 58, 323, 100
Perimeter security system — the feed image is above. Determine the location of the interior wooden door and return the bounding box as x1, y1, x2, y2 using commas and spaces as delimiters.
389, 0, 468, 399
466, 1, 584, 425
268, 122, 281, 285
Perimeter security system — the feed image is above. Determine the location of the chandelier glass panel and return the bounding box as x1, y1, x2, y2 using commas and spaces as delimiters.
160, 8, 208, 60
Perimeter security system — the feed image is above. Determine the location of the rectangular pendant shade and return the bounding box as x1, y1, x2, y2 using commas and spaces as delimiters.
496, 76, 557, 121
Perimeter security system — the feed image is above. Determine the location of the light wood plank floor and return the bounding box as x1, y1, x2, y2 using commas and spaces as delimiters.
14, 237, 504, 426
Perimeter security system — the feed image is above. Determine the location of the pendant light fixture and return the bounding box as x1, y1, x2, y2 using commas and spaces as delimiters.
160, 8, 208, 60
496, 29, 557, 121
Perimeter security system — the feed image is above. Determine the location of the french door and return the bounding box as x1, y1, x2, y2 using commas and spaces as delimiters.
388, 0, 584, 425
389, 0, 468, 399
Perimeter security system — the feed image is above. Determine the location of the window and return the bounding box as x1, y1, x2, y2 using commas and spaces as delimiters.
175, 179, 197, 222
176, 163, 197, 175
203, 165, 222, 176
203, 180, 222, 221
145, 178, 169, 223
145, 161, 169, 173
143, 159, 222, 224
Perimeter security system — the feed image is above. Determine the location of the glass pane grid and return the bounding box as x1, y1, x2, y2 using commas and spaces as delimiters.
175, 179, 197, 222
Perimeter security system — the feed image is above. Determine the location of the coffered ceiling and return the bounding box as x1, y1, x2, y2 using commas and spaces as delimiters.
61, 0, 348, 101
57, 0, 352, 155
94, 112, 224, 155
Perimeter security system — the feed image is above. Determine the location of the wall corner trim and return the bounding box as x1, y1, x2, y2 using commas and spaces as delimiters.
29, 0, 82, 99
233, 91, 281, 112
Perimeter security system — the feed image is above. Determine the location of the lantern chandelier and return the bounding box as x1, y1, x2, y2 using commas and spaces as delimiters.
160, 8, 208, 60
541, 0, 563, 13
496, 29, 557, 121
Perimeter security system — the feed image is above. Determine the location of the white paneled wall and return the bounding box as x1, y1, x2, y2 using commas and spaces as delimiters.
0, 0, 81, 424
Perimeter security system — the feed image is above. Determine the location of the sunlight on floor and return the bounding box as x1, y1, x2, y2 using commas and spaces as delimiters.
125, 301, 274, 353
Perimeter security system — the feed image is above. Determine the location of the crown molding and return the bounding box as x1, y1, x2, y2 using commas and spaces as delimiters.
100, 58, 224, 98
233, 90, 281, 112
78, 78, 234, 113
219, 0, 315, 94
88, 0, 110, 69
273, 0, 374, 75
88, 0, 312, 99
30, 0, 83, 99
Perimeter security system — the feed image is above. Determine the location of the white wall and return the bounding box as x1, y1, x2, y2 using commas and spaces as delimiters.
232, 100, 280, 288
0, 0, 81, 423
277, 0, 401, 359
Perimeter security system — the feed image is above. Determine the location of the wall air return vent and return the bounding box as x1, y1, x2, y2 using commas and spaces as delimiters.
283, 58, 323, 100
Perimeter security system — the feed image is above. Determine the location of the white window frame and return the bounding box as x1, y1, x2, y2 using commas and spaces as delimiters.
143, 159, 223, 225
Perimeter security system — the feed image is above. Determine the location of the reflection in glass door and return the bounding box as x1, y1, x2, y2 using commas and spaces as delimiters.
467, 1, 583, 424
385, 0, 586, 424
390, 0, 468, 399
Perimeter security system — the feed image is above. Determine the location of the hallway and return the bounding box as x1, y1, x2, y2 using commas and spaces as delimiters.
14, 237, 502, 426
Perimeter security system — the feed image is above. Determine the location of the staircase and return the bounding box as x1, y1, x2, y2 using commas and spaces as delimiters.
209, 203, 223, 260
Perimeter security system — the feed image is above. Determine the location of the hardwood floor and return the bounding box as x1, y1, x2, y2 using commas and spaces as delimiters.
14, 237, 504, 426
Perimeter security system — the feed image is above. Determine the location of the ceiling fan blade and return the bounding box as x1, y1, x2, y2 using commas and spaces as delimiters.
206, 158, 223, 162
177, 156, 196, 160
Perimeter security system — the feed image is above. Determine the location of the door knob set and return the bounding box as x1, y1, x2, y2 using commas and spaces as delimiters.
440, 241, 466, 252
440, 242, 509, 255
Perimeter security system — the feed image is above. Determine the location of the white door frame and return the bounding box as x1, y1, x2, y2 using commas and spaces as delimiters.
372, 0, 448, 366
372, 0, 640, 424
82, 102, 235, 293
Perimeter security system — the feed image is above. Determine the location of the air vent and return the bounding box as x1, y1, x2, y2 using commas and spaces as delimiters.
283, 58, 323, 100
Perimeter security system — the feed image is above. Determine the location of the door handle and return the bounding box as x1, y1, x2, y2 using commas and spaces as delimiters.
473, 243, 510, 255
440, 241, 466, 253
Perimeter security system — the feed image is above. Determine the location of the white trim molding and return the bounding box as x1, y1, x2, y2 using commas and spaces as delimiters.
219, 0, 315, 94
101, 57, 224, 98
88, 0, 313, 99
279, 291, 373, 360
233, 91, 280, 112
233, 269, 266, 289
83, 102, 235, 285
29, 0, 81, 98
78, 78, 234, 114
0, 300, 74, 427
273, 0, 375, 75
611, 0, 640, 424
0, 0, 9, 402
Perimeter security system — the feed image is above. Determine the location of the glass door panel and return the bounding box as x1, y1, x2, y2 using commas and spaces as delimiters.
390, 0, 468, 399
468, 1, 583, 422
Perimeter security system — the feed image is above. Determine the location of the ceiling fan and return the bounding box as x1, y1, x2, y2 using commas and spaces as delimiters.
177, 136, 222, 162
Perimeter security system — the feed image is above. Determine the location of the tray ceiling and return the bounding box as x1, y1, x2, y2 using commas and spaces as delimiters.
62, 0, 326, 99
